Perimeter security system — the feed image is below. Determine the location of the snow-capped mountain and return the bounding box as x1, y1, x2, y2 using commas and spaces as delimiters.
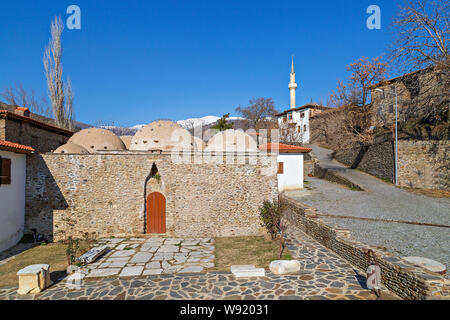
102, 115, 245, 135
177, 115, 244, 129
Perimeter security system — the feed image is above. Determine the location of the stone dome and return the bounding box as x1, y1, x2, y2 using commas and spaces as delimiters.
54, 142, 89, 154
130, 120, 196, 151
205, 129, 259, 152
67, 128, 126, 153
120, 135, 133, 149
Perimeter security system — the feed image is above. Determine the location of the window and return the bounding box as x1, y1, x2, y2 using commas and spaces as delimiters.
304, 125, 307, 132
0, 157, 12, 185
300, 112, 305, 118
287, 114, 292, 121
277, 162, 284, 174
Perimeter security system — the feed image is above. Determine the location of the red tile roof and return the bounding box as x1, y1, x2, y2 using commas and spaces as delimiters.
0, 139, 35, 154
259, 143, 312, 153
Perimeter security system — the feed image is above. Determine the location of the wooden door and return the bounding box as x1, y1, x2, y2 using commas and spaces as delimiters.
146, 192, 166, 234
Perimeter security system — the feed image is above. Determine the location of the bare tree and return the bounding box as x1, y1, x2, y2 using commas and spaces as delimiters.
389, 0, 449, 73
43, 16, 74, 130
235, 97, 278, 131
328, 57, 388, 108
1, 83, 52, 118
386, 0, 449, 136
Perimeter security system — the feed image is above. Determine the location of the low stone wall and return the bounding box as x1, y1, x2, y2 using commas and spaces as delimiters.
313, 164, 363, 191
398, 140, 449, 190
25, 152, 278, 241
281, 196, 449, 300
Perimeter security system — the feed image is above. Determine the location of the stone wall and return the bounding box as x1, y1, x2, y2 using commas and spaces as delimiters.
303, 153, 315, 177
25, 152, 278, 241
281, 196, 449, 300
398, 140, 449, 190
333, 139, 395, 183
0, 118, 71, 153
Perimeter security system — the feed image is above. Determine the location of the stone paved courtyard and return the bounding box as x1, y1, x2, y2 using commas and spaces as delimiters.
84, 237, 215, 277
0, 225, 400, 300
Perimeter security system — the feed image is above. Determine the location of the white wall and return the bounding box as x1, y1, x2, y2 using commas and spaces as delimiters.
0, 150, 26, 252
277, 108, 310, 143
277, 153, 304, 192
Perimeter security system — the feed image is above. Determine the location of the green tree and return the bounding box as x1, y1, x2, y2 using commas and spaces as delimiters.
211, 113, 233, 131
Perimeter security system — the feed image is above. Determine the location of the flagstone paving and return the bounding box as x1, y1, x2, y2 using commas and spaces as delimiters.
83, 237, 215, 277
0, 226, 400, 300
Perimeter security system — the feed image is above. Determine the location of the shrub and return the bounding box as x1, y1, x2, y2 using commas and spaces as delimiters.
259, 200, 282, 240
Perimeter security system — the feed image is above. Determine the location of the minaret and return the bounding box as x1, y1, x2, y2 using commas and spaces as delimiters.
288, 57, 298, 109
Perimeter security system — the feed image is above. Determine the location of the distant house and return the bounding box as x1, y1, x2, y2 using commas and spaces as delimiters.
259, 143, 312, 192
0, 140, 34, 252
276, 104, 331, 144
0, 107, 73, 152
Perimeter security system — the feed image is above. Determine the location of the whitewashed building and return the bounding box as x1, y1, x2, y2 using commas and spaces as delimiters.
0, 140, 34, 252
259, 143, 312, 192
276, 58, 330, 144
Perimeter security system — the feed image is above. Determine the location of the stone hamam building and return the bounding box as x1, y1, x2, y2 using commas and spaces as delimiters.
26, 121, 279, 241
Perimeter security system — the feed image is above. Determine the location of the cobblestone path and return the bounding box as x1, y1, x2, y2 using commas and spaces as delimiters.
0, 227, 400, 300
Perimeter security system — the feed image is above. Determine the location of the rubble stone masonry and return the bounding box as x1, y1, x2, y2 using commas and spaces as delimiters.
25, 152, 278, 241
398, 140, 449, 190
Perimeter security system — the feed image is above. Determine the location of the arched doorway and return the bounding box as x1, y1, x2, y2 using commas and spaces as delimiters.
146, 192, 166, 234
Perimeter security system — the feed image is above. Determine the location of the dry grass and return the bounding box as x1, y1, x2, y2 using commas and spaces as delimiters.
211, 236, 292, 272
400, 187, 450, 198
0, 241, 90, 288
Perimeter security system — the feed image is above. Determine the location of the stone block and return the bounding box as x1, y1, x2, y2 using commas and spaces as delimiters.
77, 246, 110, 264
402, 257, 446, 275
17, 264, 52, 295
231, 265, 265, 278
269, 260, 301, 275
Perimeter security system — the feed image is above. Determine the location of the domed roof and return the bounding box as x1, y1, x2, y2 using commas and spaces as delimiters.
205, 129, 258, 152
120, 135, 133, 149
130, 120, 196, 151
54, 142, 89, 154
67, 128, 126, 153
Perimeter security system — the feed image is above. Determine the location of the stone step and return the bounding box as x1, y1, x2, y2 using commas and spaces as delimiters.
231, 265, 265, 278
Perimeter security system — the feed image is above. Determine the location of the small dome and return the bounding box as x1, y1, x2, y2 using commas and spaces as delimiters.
67, 128, 126, 153
130, 120, 196, 151
54, 142, 89, 154
205, 129, 258, 152
120, 135, 133, 149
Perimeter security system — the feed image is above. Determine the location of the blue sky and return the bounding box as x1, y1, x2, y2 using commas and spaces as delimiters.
0, 0, 401, 126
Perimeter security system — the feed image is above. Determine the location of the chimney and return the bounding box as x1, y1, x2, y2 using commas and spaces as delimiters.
14, 107, 30, 117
